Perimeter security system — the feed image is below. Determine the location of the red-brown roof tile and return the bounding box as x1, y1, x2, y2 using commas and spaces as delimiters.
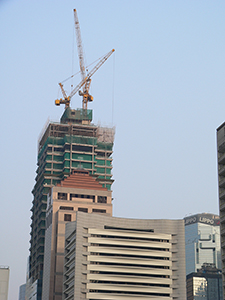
56, 169, 107, 191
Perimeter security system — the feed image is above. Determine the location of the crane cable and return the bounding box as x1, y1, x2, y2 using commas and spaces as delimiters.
61, 51, 112, 85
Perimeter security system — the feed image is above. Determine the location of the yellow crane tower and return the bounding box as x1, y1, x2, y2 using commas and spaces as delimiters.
55, 9, 115, 110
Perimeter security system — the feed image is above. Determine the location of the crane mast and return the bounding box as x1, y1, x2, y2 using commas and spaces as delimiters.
55, 9, 115, 110
73, 9, 86, 83
73, 8, 93, 110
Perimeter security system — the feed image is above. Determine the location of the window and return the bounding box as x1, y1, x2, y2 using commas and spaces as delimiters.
97, 196, 107, 203
64, 144, 70, 151
70, 193, 95, 201
45, 163, 51, 169
78, 207, 88, 213
92, 209, 106, 214
60, 206, 73, 211
72, 145, 92, 152
58, 193, 67, 200
64, 214, 71, 221
54, 147, 63, 152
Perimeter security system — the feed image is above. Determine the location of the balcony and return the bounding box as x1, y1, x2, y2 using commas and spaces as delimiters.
218, 141, 225, 153
220, 189, 225, 200
221, 214, 225, 223
36, 246, 44, 257
219, 152, 225, 164
219, 165, 225, 176
221, 236, 225, 247
220, 177, 225, 188
222, 253, 225, 261
220, 201, 225, 212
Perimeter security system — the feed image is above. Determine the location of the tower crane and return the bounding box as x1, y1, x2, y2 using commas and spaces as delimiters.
55, 9, 115, 110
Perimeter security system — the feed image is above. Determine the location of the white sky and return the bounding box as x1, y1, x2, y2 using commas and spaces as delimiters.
1, 1, 225, 299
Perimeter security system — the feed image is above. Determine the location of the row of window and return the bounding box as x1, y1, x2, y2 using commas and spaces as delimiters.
58, 193, 107, 203
64, 209, 107, 221
89, 280, 170, 287
47, 145, 112, 156
90, 271, 170, 278
44, 162, 112, 173
45, 153, 112, 164
91, 234, 169, 243
90, 261, 170, 269
90, 243, 169, 252
88, 290, 170, 296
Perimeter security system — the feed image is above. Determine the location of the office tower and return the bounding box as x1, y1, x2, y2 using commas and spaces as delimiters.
42, 169, 112, 300
186, 263, 222, 300
29, 107, 114, 294
63, 212, 186, 300
0, 266, 9, 300
18, 284, 26, 300
25, 278, 41, 300
184, 213, 221, 275
217, 122, 225, 298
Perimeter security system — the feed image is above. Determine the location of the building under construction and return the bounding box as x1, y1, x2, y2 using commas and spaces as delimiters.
29, 107, 115, 293
27, 8, 116, 299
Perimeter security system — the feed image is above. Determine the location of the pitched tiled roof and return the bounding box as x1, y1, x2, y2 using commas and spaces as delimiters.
56, 169, 107, 191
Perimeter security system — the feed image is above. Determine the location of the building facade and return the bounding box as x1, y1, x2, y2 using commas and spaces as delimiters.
18, 284, 26, 300
25, 279, 42, 300
186, 263, 222, 300
184, 213, 221, 275
29, 107, 114, 292
0, 266, 9, 300
63, 212, 186, 300
42, 169, 112, 300
217, 122, 225, 298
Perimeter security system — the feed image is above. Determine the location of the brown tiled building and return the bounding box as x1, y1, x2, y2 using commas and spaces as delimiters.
42, 169, 112, 300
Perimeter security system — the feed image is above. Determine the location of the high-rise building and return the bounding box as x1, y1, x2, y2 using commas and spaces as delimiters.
18, 284, 26, 300
29, 107, 114, 292
217, 122, 225, 298
0, 266, 9, 300
186, 263, 222, 300
184, 213, 221, 276
63, 212, 186, 300
42, 169, 112, 300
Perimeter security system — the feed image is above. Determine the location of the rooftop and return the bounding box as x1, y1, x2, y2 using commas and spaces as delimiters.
56, 169, 108, 191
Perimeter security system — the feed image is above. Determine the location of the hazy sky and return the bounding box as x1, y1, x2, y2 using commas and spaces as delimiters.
1, 1, 225, 299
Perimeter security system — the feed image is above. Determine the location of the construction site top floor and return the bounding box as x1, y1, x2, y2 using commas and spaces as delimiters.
38, 107, 115, 156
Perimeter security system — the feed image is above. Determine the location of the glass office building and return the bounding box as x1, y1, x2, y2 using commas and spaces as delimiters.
184, 213, 221, 275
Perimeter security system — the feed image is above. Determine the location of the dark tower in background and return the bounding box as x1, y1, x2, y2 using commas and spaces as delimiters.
216, 122, 225, 299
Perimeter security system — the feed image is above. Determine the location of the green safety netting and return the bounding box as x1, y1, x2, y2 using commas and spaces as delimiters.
97, 142, 113, 150
64, 135, 97, 145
